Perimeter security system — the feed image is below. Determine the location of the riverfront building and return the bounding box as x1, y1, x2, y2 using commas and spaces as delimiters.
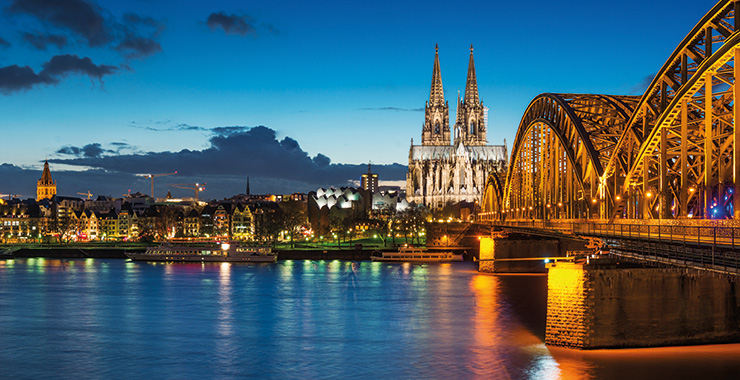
406, 45, 507, 210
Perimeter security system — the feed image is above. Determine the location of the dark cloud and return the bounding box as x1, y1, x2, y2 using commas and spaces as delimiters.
0, 54, 117, 93
8, 0, 112, 47
0, 126, 406, 199
49, 126, 408, 194
211, 126, 250, 135
22, 32, 67, 50
0, 37, 10, 48
40, 54, 117, 81
0, 65, 54, 93
116, 35, 161, 58
129, 123, 252, 136
206, 12, 256, 36
116, 12, 164, 59
129, 122, 207, 132
57, 143, 111, 158
7, 1, 164, 61
361, 107, 424, 112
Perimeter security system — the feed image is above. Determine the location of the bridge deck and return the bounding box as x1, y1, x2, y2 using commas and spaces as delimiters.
484, 219, 740, 275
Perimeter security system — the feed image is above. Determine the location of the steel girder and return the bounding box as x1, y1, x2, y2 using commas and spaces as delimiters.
501, 94, 637, 220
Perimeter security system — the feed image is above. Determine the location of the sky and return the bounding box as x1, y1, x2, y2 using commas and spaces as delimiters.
0, 0, 714, 200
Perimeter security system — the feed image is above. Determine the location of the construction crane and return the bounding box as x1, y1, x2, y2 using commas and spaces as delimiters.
171, 183, 206, 201
0, 193, 21, 201
145, 172, 177, 198
77, 191, 93, 200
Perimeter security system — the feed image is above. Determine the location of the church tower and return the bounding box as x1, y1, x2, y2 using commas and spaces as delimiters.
37, 159, 57, 201
454, 45, 487, 146
421, 44, 450, 146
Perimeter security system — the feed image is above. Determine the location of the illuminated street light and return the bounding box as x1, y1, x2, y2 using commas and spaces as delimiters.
646, 192, 653, 198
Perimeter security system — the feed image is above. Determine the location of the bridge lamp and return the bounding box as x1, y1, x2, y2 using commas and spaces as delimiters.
646, 192, 653, 198
615, 195, 621, 201
547, 204, 551, 208
528, 206, 533, 210
591, 198, 597, 204
689, 187, 696, 193
558, 202, 563, 207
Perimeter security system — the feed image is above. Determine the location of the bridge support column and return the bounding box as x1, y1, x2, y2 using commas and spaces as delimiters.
546, 260, 740, 349
478, 234, 578, 273
734, 47, 740, 219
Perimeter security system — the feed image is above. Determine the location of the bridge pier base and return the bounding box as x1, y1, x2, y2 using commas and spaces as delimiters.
546, 260, 740, 349
478, 234, 584, 273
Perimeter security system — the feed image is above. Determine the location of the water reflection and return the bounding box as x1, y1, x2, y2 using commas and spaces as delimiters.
0, 259, 739, 379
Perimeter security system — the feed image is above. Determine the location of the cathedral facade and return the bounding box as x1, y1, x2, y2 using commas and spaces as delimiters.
406, 45, 507, 210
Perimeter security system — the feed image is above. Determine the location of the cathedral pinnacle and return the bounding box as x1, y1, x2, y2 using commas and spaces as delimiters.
429, 44, 445, 106
464, 44, 479, 105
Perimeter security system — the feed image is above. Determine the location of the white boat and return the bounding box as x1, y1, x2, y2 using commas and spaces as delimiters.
370, 246, 463, 262
126, 241, 277, 263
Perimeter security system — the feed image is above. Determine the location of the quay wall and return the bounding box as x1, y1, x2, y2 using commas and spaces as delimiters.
546, 261, 740, 349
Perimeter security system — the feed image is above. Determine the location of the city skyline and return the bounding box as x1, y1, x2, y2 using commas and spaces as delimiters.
0, 0, 710, 199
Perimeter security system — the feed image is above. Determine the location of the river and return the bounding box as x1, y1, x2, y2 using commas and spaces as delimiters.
1, 258, 739, 379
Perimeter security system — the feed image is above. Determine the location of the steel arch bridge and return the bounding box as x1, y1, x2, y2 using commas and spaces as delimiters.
482, 0, 740, 222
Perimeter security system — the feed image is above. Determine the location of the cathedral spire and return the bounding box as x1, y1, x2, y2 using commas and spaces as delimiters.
429, 43, 445, 106
421, 44, 450, 146
41, 159, 53, 184
37, 159, 57, 201
464, 44, 479, 105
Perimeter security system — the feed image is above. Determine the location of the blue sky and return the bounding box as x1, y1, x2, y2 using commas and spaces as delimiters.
0, 0, 713, 199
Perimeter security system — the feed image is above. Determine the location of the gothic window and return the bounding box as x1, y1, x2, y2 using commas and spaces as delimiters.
469, 120, 476, 135
434, 120, 440, 134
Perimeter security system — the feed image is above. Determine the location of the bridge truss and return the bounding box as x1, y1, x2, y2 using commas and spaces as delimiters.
484, 0, 740, 221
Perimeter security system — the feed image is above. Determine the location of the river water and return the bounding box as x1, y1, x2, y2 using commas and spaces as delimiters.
1, 258, 739, 379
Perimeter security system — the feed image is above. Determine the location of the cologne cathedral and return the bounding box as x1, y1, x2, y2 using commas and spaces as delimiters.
406, 45, 507, 210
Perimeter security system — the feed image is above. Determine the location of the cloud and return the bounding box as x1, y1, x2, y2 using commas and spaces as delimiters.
1, 126, 407, 199
57, 143, 110, 158
7, 1, 164, 60
22, 32, 67, 50
361, 107, 424, 112
0, 54, 117, 94
8, 0, 112, 47
206, 12, 256, 36
129, 122, 208, 132
0, 65, 54, 93
0, 37, 10, 48
128, 122, 252, 136
116, 12, 164, 59
40, 54, 117, 81
48, 126, 408, 193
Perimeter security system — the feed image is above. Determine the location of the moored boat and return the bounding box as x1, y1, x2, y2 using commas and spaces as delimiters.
126, 241, 276, 263
370, 246, 462, 262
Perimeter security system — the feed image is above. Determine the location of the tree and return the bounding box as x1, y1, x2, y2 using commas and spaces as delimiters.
280, 200, 308, 248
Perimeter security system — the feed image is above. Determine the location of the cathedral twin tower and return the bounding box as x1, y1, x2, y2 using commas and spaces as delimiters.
422, 44, 487, 147
407, 45, 507, 210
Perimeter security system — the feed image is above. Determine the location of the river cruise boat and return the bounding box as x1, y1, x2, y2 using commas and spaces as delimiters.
370, 246, 463, 263
126, 242, 276, 263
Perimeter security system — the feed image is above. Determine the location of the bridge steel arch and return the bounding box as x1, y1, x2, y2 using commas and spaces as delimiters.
487, 0, 740, 222
502, 94, 637, 220
604, 0, 740, 220
481, 170, 505, 220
